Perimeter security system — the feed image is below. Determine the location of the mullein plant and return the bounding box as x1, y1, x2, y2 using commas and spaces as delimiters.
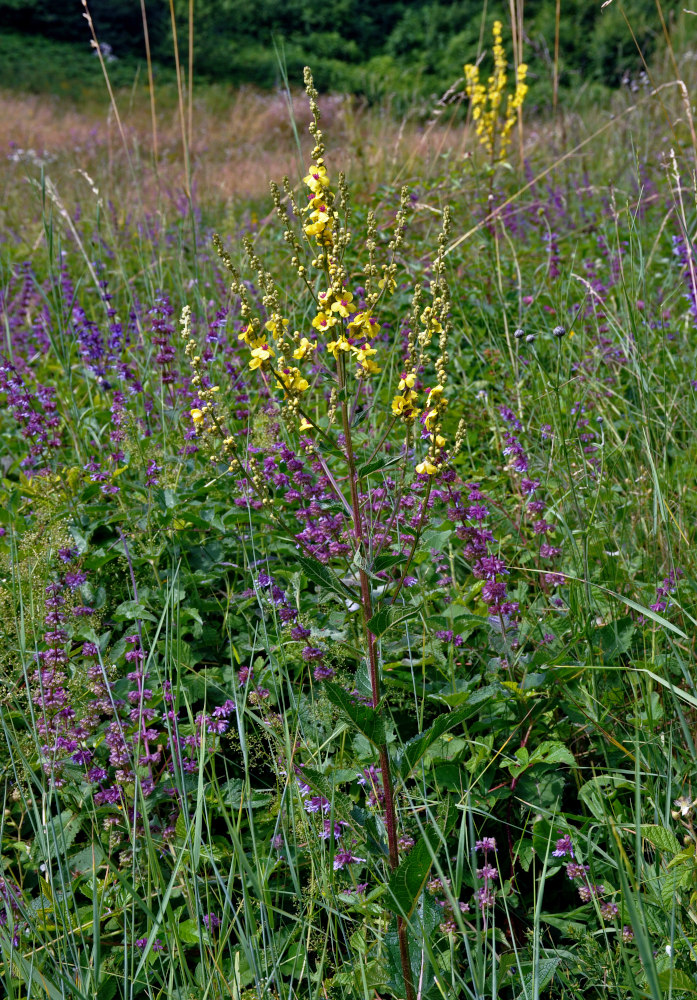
464, 20, 528, 165
183, 68, 465, 1000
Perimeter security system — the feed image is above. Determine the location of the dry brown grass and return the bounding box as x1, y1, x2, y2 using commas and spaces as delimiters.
0, 84, 476, 244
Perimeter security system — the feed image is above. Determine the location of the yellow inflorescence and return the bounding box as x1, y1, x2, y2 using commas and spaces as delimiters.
464, 20, 528, 162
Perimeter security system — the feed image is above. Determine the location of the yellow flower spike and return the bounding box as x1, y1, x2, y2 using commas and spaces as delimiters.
293, 337, 316, 360
312, 311, 338, 333
416, 459, 438, 476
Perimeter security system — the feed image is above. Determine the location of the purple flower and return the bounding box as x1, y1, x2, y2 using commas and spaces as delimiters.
333, 849, 366, 870
203, 913, 221, 932
552, 834, 574, 858
475, 837, 497, 853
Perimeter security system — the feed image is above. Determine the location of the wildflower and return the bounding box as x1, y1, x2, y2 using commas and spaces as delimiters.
622, 925, 634, 942
203, 913, 221, 932
475, 837, 497, 853
293, 337, 316, 360
552, 325, 566, 338
312, 311, 338, 333
333, 849, 366, 870
326, 336, 351, 358
277, 367, 310, 396
600, 901, 619, 919
249, 343, 274, 370
552, 834, 574, 858
416, 459, 438, 476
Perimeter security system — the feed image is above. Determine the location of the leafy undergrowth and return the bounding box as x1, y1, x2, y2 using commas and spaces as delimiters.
2, 44, 697, 1000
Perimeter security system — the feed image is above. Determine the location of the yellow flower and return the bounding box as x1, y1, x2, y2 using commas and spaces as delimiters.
416, 459, 438, 476
265, 317, 289, 339
392, 390, 420, 420
190, 408, 204, 427
312, 311, 338, 332
330, 291, 355, 317
398, 372, 416, 390
348, 312, 378, 338
424, 408, 439, 431
359, 357, 381, 375
293, 337, 316, 360
426, 385, 445, 406
352, 343, 377, 364
432, 433, 446, 449
303, 162, 330, 194
298, 417, 313, 432
249, 343, 274, 370
327, 336, 351, 359
238, 323, 259, 346
278, 366, 309, 395
378, 274, 397, 293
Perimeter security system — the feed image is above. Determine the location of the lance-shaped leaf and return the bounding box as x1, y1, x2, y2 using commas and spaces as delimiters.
367, 603, 422, 639
324, 682, 385, 745
296, 553, 356, 601
386, 827, 441, 918
396, 703, 473, 779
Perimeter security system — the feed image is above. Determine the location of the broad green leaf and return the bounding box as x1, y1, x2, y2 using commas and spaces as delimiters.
657, 970, 697, 992
296, 553, 356, 600
325, 682, 385, 745
640, 825, 682, 855
367, 603, 422, 638
513, 958, 560, 1000
112, 599, 157, 622
396, 704, 472, 778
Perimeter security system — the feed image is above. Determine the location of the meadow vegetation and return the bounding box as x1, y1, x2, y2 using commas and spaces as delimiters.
3, 5, 697, 999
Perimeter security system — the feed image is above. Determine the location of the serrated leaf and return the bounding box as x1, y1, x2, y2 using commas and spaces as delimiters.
640, 825, 682, 855
296, 554, 356, 600
324, 682, 385, 745
385, 828, 440, 918
396, 704, 472, 778
367, 604, 422, 639
513, 958, 560, 1000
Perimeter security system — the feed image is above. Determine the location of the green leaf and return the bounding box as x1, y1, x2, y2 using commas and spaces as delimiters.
657, 970, 697, 992
324, 682, 385, 745
396, 704, 472, 778
420, 528, 452, 552
296, 553, 356, 600
640, 825, 682, 855
367, 603, 422, 639
385, 828, 440, 918
513, 958, 560, 1000
112, 599, 157, 623
594, 616, 634, 661
373, 554, 403, 573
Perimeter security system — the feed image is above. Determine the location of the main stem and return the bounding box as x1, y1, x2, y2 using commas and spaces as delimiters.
337, 356, 415, 1000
